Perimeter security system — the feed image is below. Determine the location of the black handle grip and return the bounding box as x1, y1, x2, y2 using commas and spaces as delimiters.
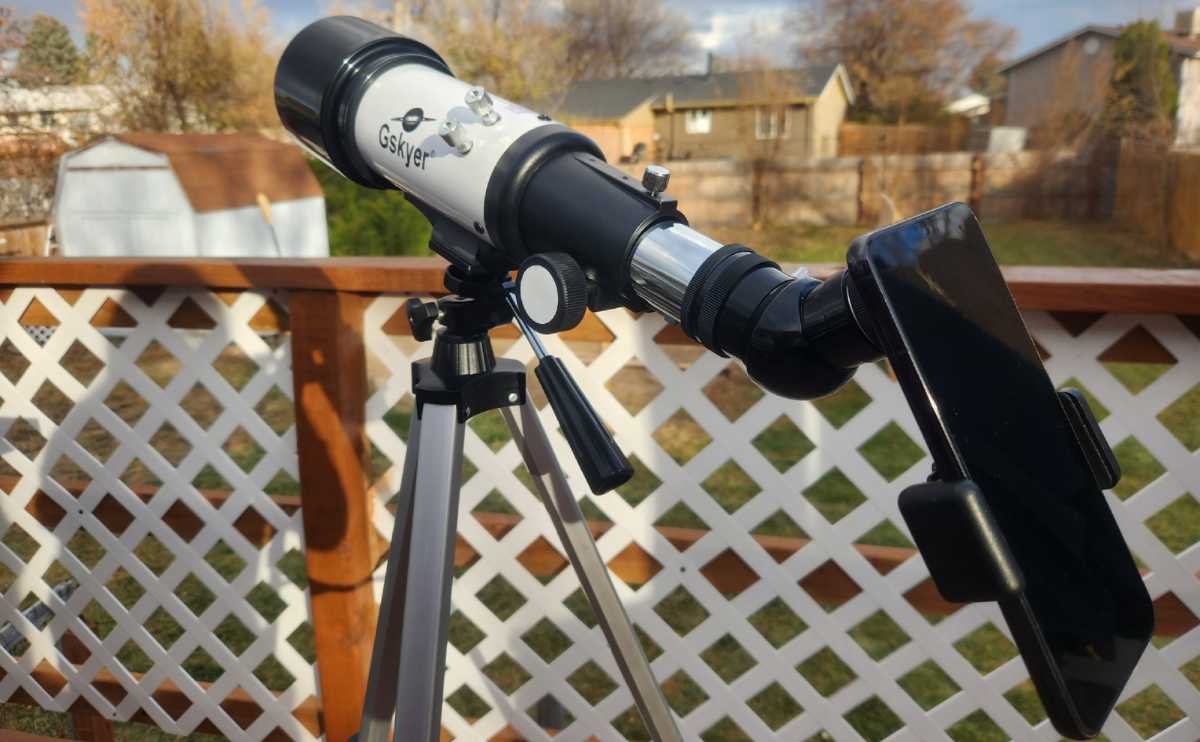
535, 356, 633, 494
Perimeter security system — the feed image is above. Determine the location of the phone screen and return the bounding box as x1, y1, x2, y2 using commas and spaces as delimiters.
847, 204, 1152, 738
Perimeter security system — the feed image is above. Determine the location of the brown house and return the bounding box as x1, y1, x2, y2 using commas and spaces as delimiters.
999, 9, 1200, 147
559, 65, 854, 162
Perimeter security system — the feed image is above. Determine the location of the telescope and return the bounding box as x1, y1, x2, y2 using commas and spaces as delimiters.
276, 17, 1153, 741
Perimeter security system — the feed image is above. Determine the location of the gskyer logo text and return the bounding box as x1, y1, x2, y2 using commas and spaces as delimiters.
378, 123, 432, 170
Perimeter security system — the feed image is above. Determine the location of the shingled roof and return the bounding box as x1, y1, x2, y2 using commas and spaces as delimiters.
1000, 25, 1200, 73
112, 132, 322, 213
560, 65, 850, 121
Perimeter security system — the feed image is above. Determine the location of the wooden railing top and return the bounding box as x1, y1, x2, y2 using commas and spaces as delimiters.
1, 257, 1198, 314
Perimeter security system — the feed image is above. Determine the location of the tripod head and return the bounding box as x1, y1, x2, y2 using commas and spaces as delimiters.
405, 267, 634, 496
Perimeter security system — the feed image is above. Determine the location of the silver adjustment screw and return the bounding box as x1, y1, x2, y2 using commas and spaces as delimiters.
438, 118, 473, 154
465, 86, 501, 126
642, 164, 670, 197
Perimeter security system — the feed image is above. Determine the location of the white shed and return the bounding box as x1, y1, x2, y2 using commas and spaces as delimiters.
51, 133, 329, 258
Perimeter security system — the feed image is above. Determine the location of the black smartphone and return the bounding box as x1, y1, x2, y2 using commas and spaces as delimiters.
845, 203, 1154, 739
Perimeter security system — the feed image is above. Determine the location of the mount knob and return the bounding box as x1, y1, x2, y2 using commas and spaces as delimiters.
516, 253, 588, 334
405, 298, 439, 341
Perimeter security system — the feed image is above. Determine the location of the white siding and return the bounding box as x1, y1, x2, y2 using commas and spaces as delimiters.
193, 199, 328, 258
270, 197, 330, 258
1176, 58, 1200, 149
56, 143, 196, 257
53, 139, 330, 258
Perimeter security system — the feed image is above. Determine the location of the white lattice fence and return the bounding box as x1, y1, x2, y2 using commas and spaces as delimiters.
0, 287, 319, 739
363, 300, 1200, 742
0, 282, 1196, 742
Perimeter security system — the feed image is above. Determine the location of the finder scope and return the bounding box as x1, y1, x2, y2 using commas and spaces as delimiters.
275, 15, 881, 400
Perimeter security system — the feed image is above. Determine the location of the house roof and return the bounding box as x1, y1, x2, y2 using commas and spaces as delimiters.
111, 132, 323, 213
1000, 25, 1200, 74
0, 84, 114, 113
560, 64, 852, 121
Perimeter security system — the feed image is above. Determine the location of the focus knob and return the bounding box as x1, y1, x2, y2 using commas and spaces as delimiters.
517, 253, 588, 334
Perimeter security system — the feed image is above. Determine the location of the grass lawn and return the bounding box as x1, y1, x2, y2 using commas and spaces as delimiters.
711, 219, 1200, 268
2, 222, 1196, 740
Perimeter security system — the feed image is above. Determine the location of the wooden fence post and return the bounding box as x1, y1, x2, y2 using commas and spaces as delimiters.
969, 153, 985, 218
290, 290, 377, 742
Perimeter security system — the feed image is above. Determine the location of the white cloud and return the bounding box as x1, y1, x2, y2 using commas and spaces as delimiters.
690, 4, 794, 65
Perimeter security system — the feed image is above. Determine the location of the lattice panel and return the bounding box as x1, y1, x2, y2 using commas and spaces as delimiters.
0, 288, 318, 740
364, 300, 1200, 742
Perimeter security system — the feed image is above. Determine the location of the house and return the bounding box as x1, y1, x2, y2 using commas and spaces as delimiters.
51, 132, 328, 258
999, 8, 1200, 147
0, 85, 117, 141
944, 92, 991, 121
559, 64, 855, 162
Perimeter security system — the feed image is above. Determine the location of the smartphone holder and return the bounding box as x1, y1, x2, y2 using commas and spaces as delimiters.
899, 388, 1120, 604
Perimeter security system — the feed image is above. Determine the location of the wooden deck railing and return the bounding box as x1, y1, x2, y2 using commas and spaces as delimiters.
1, 257, 1197, 741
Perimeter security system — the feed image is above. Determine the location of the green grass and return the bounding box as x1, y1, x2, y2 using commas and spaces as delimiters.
711, 220, 1200, 267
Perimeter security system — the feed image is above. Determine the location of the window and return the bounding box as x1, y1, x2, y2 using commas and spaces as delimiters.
755, 107, 790, 140
685, 109, 712, 134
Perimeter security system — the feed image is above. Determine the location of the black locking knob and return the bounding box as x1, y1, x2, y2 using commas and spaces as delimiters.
516, 253, 588, 334
405, 298, 440, 341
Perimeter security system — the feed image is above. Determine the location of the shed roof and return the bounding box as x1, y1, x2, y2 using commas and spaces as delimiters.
1000, 25, 1200, 73
109, 132, 323, 213
560, 64, 850, 121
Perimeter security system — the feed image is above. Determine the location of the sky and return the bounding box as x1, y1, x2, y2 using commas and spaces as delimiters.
9, 0, 1187, 70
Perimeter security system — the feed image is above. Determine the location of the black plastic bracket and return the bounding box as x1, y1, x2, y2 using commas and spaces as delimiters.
412, 358, 527, 423
1058, 388, 1121, 490
898, 479, 1024, 604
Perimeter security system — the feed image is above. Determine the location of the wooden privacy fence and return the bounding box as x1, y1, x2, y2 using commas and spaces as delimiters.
619, 149, 1107, 230
0, 222, 48, 258
838, 123, 970, 157
1115, 144, 1200, 261
0, 257, 1197, 741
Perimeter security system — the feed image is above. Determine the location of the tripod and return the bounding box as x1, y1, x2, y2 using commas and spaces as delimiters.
354, 271, 683, 742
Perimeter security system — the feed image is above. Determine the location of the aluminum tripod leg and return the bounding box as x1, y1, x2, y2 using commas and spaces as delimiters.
502, 400, 684, 742
356, 404, 464, 742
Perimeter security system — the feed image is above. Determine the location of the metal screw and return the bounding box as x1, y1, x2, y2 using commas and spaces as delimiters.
507, 392, 519, 403
465, 86, 501, 125
642, 164, 670, 197
439, 118, 473, 154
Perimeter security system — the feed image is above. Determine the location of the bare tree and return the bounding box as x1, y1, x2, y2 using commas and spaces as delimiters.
331, 0, 570, 108
82, 0, 278, 132
424, 0, 571, 108
561, 0, 693, 79
731, 48, 805, 229
797, 0, 1015, 123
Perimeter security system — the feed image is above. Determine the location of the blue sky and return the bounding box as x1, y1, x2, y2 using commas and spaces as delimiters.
10, 0, 1182, 66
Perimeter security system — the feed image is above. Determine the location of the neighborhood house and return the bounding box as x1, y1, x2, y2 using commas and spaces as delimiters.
560, 63, 855, 162
1000, 8, 1200, 147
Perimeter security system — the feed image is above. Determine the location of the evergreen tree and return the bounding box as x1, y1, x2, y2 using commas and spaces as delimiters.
15, 14, 82, 86
1104, 21, 1178, 140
